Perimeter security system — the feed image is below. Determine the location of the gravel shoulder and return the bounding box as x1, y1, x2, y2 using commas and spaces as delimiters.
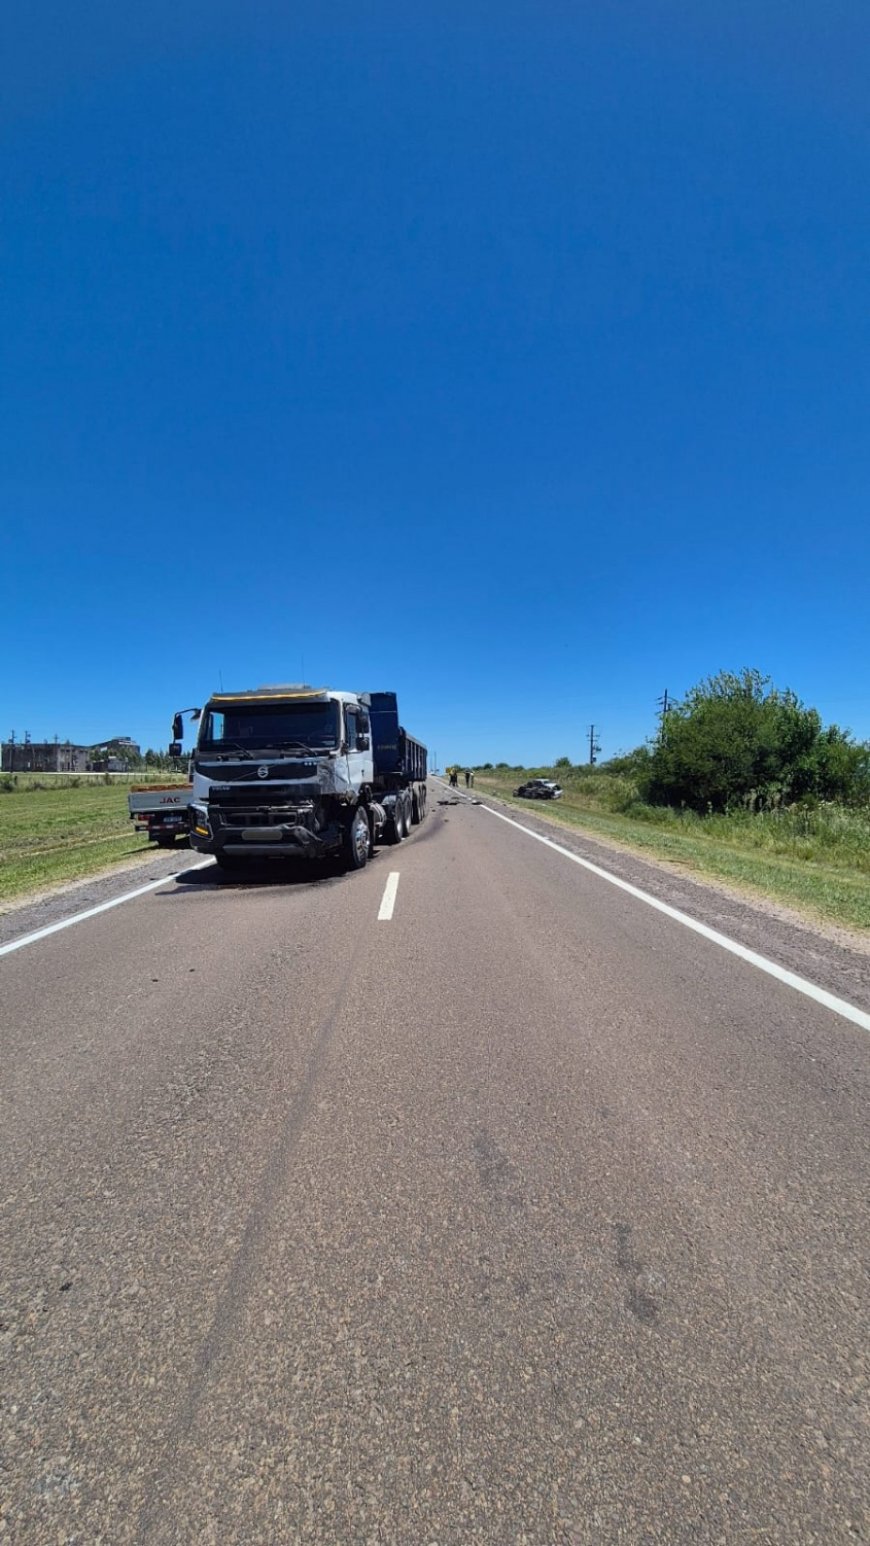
0, 845, 208, 949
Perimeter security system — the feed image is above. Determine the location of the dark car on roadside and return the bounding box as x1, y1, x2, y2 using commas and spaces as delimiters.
514, 778, 563, 800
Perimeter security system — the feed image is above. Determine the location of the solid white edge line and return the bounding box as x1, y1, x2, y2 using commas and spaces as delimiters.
436, 781, 870, 1036
377, 871, 400, 921
0, 860, 215, 958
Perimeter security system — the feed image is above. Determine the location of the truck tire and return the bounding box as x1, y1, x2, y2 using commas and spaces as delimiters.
155, 834, 177, 848
388, 806, 403, 844
344, 806, 371, 870
215, 853, 247, 872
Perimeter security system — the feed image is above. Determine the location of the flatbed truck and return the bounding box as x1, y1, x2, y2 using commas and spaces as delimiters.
128, 784, 193, 847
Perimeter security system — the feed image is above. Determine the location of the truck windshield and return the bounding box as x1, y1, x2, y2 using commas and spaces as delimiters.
198, 702, 339, 752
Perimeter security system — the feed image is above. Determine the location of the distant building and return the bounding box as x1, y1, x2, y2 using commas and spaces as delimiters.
88, 736, 141, 772
2, 735, 141, 773
1, 741, 90, 773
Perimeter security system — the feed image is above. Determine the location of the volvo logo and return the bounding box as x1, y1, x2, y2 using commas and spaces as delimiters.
257, 765, 269, 779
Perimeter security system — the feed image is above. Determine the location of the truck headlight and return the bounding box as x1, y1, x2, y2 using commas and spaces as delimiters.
191, 804, 211, 838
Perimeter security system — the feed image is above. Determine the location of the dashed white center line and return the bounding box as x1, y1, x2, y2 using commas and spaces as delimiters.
377, 872, 400, 921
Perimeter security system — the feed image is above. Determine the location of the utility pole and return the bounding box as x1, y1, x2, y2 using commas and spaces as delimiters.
587, 724, 601, 765
656, 689, 670, 743
8, 731, 15, 774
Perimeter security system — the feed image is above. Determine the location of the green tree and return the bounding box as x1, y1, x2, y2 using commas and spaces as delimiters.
806, 725, 870, 804
639, 669, 867, 812
144, 747, 175, 770
604, 746, 651, 779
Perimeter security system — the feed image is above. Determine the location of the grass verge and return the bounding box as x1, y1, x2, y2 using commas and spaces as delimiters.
0, 782, 188, 906
475, 773, 870, 933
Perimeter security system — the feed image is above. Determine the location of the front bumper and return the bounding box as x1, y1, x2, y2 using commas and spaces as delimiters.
189, 799, 343, 859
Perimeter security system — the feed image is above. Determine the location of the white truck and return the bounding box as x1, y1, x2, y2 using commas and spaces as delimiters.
128, 784, 193, 847
170, 685, 428, 872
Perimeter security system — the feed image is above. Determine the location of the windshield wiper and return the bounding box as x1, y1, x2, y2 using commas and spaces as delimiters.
204, 743, 254, 759
249, 741, 330, 755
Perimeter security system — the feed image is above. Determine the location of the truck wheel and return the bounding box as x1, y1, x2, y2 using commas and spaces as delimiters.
156, 834, 177, 848
388, 806, 403, 844
411, 791, 423, 825
215, 853, 246, 872
344, 806, 371, 870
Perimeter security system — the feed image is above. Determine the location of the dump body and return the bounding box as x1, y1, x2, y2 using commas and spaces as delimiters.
369, 691, 428, 785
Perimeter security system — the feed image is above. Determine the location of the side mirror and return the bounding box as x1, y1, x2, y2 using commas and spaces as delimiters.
172, 713, 184, 742
169, 741, 183, 758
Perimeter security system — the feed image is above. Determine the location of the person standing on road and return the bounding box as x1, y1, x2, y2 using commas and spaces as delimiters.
449, 767, 458, 788
464, 769, 471, 787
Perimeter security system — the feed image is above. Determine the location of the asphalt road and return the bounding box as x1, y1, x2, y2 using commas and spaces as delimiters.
1, 789, 868, 1544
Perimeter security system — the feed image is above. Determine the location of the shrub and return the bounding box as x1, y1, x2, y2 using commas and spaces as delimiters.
639, 669, 870, 813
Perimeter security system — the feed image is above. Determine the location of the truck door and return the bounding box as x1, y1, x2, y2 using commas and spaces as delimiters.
344, 705, 374, 792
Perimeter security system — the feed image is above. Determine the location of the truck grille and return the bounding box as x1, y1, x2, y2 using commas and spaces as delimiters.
198, 762, 317, 782
218, 808, 296, 829
210, 785, 314, 806
209, 788, 315, 830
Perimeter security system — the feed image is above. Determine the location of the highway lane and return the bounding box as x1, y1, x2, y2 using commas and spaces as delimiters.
1, 796, 868, 1543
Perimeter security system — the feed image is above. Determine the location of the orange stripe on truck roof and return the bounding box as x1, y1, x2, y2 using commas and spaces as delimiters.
210, 689, 329, 702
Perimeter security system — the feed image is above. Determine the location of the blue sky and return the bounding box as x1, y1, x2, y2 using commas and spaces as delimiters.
2, 1, 869, 767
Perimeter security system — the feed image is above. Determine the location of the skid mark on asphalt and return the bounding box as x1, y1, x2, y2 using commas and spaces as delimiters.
132, 925, 371, 1545
614, 1222, 666, 1325
472, 1129, 526, 1211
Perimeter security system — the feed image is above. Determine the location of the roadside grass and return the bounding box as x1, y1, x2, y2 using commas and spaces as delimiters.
475, 769, 870, 932
0, 780, 189, 905
0, 770, 181, 791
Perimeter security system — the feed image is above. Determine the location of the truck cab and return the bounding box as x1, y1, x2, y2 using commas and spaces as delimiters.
183, 686, 380, 870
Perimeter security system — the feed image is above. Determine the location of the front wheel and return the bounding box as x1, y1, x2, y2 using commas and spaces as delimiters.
344, 806, 371, 870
